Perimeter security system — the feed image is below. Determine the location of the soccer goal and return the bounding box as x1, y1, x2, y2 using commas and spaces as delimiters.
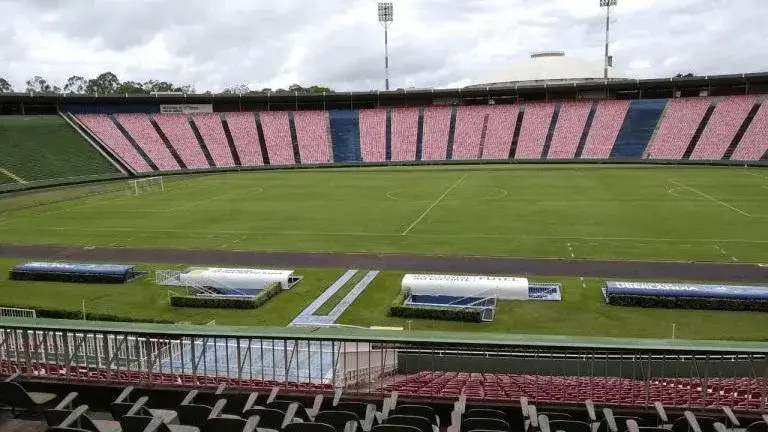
127, 176, 164, 195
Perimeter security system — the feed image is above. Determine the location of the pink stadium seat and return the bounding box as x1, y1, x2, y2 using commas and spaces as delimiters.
153, 114, 210, 169
259, 111, 296, 165
391, 107, 419, 161
452, 105, 487, 160
293, 111, 331, 164
689, 96, 756, 160
359, 109, 387, 162
729, 101, 768, 161
580, 100, 629, 159
114, 113, 180, 171
647, 97, 711, 159
515, 102, 555, 159
76, 114, 152, 173
224, 112, 264, 166
481, 105, 518, 160
547, 101, 592, 159
421, 106, 452, 160
191, 113, 235, 167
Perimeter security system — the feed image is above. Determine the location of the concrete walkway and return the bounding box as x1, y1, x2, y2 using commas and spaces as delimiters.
290, 270, 379, 327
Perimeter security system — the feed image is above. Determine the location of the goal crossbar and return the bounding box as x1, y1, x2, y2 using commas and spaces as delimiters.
128, 176, 164, 195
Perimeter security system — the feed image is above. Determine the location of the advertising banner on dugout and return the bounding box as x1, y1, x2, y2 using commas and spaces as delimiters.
603, 281, 768, 300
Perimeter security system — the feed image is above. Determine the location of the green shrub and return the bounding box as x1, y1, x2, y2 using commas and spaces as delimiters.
0, 304, 174, 324
607, 294, 768, 312
170, 282, 281, 309
388, 288, 483, 322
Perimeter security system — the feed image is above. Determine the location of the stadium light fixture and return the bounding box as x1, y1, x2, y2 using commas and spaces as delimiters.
600, 0, 617, 80
378, 2, 394, 91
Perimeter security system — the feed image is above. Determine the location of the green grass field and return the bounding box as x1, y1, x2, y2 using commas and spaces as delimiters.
1, 164, 767, 341
0, 165, 766, 262
1, 258, 766, 340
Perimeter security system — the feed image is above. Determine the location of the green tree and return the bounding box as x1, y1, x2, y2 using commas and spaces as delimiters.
221, 84, 250, 95
63, 75, 87, 93
0, 77, 12, 93
142, 80, 176, 93
85, 72, 120, 94
25, 76, 52, 93
118, 81, 147, 94
173, 84, 195, 94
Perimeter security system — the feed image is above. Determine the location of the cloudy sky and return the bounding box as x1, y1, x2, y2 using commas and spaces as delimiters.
1, 0, 766, 92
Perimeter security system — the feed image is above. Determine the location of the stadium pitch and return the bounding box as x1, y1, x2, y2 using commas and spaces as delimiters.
0, 164, 766, 263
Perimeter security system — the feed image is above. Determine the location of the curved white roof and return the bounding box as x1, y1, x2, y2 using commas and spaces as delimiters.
469, 51, 626, 87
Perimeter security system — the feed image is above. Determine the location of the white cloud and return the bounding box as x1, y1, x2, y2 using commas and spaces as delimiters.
0, 0, 765, 92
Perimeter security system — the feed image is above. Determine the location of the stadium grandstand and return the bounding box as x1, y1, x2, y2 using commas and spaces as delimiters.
0, 72, 766, 184
1, 6, 767, 432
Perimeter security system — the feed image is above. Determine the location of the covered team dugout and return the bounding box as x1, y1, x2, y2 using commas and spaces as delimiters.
10, 262, 143, 283
156, 267, 302, 298
402, 274, 561, 321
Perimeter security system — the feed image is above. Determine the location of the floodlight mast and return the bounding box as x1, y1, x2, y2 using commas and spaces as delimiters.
378, 2, 394, 90
600, 0, 617, 80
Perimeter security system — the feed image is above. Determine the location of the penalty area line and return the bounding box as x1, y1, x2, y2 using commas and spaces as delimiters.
401, 173, 468, 235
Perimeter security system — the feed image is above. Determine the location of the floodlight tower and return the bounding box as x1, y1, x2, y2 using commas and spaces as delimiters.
600, 0, 617, 80
378, 2, 394, 90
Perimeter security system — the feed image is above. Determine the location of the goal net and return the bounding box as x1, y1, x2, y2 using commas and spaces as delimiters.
127, 176, 164, 195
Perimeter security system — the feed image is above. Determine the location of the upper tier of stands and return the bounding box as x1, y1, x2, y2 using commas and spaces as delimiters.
112, 113, 180, 171
191, 113, 236, 167
0, 116, 120, 183
260, 111, 296, 165
76, 114, 153, 173
4, 95, 759, 183
224, 112, 264, 167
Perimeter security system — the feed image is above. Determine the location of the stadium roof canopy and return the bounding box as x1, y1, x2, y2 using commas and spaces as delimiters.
468, 51, 626, 88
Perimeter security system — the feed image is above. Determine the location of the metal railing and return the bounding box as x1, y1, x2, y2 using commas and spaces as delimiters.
0, 318, 766, 411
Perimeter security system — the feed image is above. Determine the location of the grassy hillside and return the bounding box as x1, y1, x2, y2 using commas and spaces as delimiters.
0, 116, 119, 182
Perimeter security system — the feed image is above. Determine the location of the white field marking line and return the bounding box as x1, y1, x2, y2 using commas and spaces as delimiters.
0, 167, 26, 183
668, 179, 752, 217
386, 187, 508, 202
567, 243, 575, 258
401, 173, 468, 235
744, 170, 768, 180
712, 245, 739, 262
15, 225, 768, 244
165, 186, 264, 211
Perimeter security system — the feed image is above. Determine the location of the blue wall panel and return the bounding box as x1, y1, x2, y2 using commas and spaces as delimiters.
329, 109, 361, 162
611, 99, 667, 159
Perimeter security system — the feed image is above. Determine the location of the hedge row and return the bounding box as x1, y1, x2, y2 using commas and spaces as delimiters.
607, 294, 768, 312
388, 289, 483, 323
170, 282, 282, 309
0, 304, 174, 324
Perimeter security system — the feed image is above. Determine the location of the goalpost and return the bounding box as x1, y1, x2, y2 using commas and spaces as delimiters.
127, 176, 164, 195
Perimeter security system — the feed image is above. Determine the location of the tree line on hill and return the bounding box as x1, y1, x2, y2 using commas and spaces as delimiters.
0, 72, 333, 95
